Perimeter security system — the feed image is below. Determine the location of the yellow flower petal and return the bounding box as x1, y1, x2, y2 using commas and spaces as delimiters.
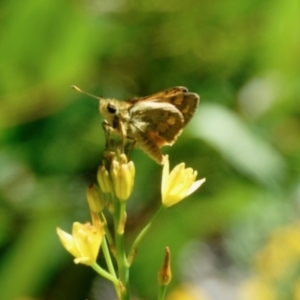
57, 227, 81, 258
187, 179, 206, 195
161, 155, 170, 198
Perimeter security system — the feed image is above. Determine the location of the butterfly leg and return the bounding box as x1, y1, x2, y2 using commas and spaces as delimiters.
102, 120, 129, 156
119, 122, 128, 154
102, 120, 112, 150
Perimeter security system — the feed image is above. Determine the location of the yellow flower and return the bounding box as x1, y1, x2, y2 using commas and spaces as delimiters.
161, 155, 205, 207
255, 223, 300, 281
56, 215, 104, 266
239, 277, 276, 300
110, 154, 135, 201
166, 283, 210, 300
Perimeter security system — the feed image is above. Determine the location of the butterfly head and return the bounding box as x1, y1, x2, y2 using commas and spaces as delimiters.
99, 99, 120, 124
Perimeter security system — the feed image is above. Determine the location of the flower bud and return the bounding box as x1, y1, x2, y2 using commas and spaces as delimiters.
86, 184, 104, 213
158, 247, 172, 286
97, 165, 112, 193
110, 155, 135, 201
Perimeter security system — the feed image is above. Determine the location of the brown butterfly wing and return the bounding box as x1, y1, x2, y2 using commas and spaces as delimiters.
129, 101, 184, 144
130, 87, 199, 125
127, 87, 199, 163
132, 130, 165, 164
128, 101, 185, 163
161, 92, 199, 125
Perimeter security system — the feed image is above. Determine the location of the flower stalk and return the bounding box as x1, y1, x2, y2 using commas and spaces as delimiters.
128, 206, 166, 265
114, 200, 130, 300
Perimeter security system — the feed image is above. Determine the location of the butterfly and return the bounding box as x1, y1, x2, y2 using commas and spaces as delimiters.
73, 86, 200, 164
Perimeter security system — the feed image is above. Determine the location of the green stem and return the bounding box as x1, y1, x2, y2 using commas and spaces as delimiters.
101, 212, 114, 247
115, 230, 130, 300
114, 201, 130, 300
128, 206, 166, 264
158, 285, 167, 300
101, 237, 121, 299
102, 236, 117, 273
91, 262, 119, 285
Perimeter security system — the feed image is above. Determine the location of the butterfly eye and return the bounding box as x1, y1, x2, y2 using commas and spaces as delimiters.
107, 103, 117, 114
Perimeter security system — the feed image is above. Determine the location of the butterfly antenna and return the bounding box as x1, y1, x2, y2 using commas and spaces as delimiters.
71, 85, 101, 101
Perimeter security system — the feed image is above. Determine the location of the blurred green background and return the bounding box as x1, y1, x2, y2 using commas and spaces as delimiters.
0, 0, 299, 299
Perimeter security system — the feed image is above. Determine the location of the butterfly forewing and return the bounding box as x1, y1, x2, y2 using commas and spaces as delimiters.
131, 87, 199, 126
130, 86, 189, 102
